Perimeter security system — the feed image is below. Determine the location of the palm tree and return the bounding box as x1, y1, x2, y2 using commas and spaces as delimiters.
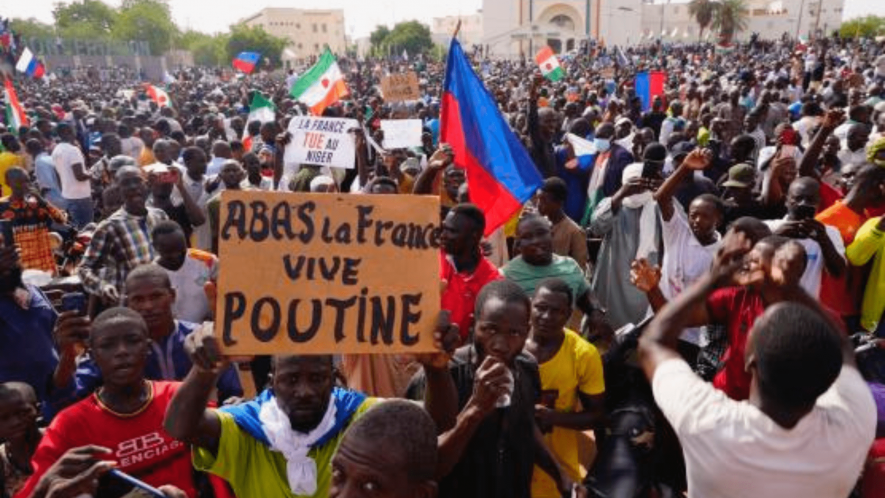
711, 0, 749, 45
688, 0, 717, 42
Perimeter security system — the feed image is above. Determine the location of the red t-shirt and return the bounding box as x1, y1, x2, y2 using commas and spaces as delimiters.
17, 381, 195, 498
707, 287, 766, 401
440, 252, 502, 342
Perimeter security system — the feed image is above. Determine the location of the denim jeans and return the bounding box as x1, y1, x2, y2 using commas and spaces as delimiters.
66, 197, 94, 229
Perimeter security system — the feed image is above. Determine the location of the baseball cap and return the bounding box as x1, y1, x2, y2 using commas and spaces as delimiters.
670, 141, 696, 160
722, 163, 756, 188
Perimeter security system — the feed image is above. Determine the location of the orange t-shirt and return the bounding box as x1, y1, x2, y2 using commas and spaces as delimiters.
816, 201, 865, 316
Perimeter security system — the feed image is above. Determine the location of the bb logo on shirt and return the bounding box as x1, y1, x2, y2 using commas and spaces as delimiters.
117, 431, 182, 467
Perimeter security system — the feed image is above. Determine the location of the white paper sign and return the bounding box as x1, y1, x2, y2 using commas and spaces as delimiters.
285, 116, 359, 169
380, 119, 423, 149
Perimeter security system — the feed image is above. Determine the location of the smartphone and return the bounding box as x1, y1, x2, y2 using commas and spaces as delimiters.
0, 220, 13, 248
60, 292, 88, 315
794, 204, 817, 220
108, 469, 165, 498
157, 171, 177, 184
781, 144, 797, 159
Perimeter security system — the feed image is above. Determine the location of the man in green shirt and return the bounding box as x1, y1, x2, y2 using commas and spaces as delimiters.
501, 214, 608, 339
164, 326, 376, 498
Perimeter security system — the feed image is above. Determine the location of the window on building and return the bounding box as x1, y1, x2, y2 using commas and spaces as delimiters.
296, 23, 301, 29
298, 43, 303, 49
313, 23, 317, 32
322, 23, 327, 33
314, 43, 320, 51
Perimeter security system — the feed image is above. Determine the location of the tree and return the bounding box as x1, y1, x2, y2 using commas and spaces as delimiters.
369, 25, 390, 51
711, 0, 749, 44
112, 0, 178, 55
53, 0, 117, 39
225, 24, 289, 70
688, 0, 717, 42
9, 18, 55, 41
374, 21, 433, 57
839, 16, 885, 39
191, 35, 227, 66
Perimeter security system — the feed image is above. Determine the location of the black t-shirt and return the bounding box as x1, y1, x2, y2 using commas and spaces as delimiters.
406, 346, 541, 498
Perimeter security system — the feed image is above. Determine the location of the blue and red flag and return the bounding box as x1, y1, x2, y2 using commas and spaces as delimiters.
441, 39, 542, 235
233, 51, 261, 74
635, 71, 667, 112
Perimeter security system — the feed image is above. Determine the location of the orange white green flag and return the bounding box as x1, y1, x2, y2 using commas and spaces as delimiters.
535, 46, 564, 82
290, 48, 349, 115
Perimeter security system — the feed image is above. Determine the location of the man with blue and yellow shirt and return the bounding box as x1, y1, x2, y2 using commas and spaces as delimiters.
164, 325, 376, 498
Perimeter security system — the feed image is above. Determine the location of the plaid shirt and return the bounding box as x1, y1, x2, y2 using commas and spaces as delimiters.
0, 195, 67, 275
77, 207, 168, 296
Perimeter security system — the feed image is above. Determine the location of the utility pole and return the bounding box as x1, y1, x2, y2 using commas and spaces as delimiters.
795, 0, 806, 39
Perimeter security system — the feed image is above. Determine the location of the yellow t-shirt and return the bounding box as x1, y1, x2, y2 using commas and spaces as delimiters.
0, 152, 24, 197
531, 329, 605, 498
193, 398, 377, 498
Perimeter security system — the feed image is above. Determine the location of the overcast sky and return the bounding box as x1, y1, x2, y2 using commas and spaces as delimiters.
5, 0, 882, 38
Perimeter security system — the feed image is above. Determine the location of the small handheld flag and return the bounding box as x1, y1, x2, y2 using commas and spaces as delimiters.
145, 84, 172, 108
635, 71, 667, 112
535, 46, 564, 82
233, 52, 261, 74
290, 48, 349, 115
3, 79, 29, 132
15, 48, 45, 79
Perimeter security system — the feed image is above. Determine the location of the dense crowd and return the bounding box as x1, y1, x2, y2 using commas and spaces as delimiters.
1, 30, 885, 498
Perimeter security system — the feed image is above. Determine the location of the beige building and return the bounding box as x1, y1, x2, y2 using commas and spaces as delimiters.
482, 0, 845, 57
432, 12, 485, 49
639, 0, 845, 43
240, 8, 346, 63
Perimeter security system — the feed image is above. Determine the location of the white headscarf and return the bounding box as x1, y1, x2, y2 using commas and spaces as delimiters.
621, 163, 658, 259
259, 396, 338, 495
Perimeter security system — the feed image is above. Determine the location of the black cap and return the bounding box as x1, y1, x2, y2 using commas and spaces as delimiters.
643, 142, 667, 163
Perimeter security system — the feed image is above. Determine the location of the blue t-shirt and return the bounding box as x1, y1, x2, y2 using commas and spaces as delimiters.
0, 286, 59, 401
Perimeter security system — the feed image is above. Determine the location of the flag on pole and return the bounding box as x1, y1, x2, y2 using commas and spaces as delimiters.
15, 48, 45, 79
635, 71, 667, 111
243, 93, 276, 150
233, 52, 261, 74
145, 84, 172, 108
535, 46, 564, 82
442, 38, 543, 235
290, 48, 349, 115
3, 79, 29, 132
616, 46, 631, 67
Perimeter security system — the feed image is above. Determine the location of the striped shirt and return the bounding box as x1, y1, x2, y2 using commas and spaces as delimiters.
77, 207, 168, 296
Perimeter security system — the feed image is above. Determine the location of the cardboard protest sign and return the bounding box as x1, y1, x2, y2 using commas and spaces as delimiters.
216, 191, 441, 355
600, 67, 615, 79
380, 119, 423, 149
284, 116, 359, 169
380, 72, 420, 102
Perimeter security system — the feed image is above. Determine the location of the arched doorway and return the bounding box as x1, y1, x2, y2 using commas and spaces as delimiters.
547, 39, 563, 52
550, 14, 576, 31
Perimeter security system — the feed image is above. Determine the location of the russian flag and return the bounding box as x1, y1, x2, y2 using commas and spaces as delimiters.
15, 48, 45, 79
441, 39, 542, 235
233, 52, 261, 74
635, 71, 666, 112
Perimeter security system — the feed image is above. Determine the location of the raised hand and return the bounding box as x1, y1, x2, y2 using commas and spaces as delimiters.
630, 258, 662, 293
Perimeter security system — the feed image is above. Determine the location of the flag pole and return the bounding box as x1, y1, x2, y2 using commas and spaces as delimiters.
453, 20, 462, 40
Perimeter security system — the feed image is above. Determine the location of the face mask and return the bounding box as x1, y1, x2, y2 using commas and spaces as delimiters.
594, 138, 611, 153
